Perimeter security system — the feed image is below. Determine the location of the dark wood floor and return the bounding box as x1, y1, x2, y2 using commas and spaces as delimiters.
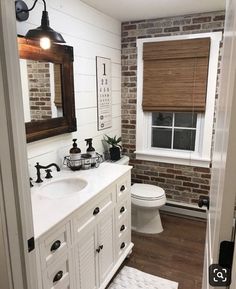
123, 213, 206, 289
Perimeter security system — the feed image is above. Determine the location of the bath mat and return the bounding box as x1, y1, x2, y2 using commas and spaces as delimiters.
108, 266, 178, 289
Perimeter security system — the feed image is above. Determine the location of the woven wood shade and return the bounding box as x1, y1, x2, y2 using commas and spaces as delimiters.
142, 38, 210, 112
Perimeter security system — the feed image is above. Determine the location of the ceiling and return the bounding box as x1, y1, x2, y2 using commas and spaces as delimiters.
81, 0, 225, 22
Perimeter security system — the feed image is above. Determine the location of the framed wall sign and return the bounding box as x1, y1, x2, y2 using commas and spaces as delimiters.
96, 56, 112, 130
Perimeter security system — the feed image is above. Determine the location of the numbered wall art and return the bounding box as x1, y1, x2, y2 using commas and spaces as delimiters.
96, 56, 112, 130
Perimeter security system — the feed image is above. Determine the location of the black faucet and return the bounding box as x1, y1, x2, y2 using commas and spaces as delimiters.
35, 162, 60, 183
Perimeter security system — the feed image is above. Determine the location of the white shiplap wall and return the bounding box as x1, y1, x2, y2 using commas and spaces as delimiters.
16, 0, 121, 177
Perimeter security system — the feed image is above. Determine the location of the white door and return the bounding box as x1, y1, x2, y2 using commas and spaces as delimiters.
202, 0, 236, 288
0, 1, 38, 289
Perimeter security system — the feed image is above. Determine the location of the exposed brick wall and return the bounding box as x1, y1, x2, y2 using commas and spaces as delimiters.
27, 60, 52, 121
130, 159, 211, 205
121, 11, 225, 205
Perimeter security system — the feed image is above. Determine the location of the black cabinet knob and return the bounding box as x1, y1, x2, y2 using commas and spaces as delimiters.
120, 225, 125, 232
50, 240, 61, 252
93, 207, 100, 215
120, 242, 125, 249
99, 245, 103, 250
120, 206, 125, 214
53, 270, 63, 283
120, 185, 125, 192
198, 196, 210, 210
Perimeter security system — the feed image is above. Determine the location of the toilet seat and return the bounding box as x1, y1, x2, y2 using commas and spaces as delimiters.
132, 195, 164, 201
131, 184, 165, 201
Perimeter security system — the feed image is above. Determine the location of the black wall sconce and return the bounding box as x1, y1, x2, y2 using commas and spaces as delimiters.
15, 0, 65, 49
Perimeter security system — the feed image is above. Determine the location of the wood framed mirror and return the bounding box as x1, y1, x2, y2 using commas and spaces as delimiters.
18, 36, 76, 143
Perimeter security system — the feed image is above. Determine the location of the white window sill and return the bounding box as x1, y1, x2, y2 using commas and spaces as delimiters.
135, 150, 211, 168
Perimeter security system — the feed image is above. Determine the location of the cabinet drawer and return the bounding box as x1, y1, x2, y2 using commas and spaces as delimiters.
116, 199, 129, 222
117, 217, 129, 240
75, 189, 114, 236
42, 252, 73, 289
117, 232, 131, 258
116, 175, 130, 201
39, 222, 71, 269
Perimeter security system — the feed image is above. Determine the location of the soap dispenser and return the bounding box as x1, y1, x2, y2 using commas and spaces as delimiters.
70, 139, 81, 168
85, 138, 96, 167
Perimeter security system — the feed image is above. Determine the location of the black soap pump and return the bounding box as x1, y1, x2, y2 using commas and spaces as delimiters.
69, 139, 81, 169
85, 138, 96, 166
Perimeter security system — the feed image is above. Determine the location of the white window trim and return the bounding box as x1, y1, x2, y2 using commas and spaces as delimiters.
135, 32, 222, 168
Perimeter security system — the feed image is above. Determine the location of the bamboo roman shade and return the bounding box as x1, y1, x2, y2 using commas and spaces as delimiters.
142, 38, 210, 112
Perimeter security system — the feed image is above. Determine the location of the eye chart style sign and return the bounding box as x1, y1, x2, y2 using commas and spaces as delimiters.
96, 56, 112, 131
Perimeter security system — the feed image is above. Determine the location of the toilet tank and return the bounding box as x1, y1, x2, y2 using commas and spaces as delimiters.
114, 155, 130, 165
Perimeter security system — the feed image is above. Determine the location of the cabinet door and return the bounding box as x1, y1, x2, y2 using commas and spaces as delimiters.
98, 209, 115, 285
75, 226, 98, 289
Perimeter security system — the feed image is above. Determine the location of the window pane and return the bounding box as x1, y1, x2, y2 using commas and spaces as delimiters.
152, 128, 172, 148
173, 129, 196, 151
152, 112, 173, 126
174, 112, 197, 128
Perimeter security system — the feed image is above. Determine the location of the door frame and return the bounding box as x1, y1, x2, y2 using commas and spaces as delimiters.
202, 0, 236, 288
0, 0, 37, 288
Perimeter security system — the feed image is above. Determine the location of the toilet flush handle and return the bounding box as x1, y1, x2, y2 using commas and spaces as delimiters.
198, 196, 210, 210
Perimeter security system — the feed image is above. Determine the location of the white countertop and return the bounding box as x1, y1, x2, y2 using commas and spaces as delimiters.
31, 163, 132, 239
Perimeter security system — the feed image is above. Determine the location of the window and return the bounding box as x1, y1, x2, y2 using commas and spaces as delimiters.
151, 112, 198, 151
135, 33, 222, 167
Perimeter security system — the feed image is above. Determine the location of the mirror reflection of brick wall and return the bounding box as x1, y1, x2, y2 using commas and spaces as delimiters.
54, 64, 62, 108
27, 60, 52, 121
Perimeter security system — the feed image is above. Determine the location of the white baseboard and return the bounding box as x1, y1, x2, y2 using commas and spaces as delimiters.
160, 201, 207, 219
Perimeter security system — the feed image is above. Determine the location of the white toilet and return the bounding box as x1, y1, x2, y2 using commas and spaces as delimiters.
116, 156, 166, 234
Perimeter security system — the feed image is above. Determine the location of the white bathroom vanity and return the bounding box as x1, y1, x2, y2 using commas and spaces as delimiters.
31, 163, 133, 289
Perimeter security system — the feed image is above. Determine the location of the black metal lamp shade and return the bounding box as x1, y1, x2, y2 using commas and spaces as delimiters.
25, 27, 65, 43
15, 1, 65, 44
25, 11, 65, 43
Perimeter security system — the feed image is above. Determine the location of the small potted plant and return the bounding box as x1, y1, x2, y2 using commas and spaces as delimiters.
104, 135, 122, 161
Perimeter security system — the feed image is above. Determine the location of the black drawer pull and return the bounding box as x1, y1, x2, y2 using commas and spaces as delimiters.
120, 242, 125, 249
93, 207, 100, 215
50, 240, 61, 252
99, 245, 103, 250
120, 206, 125, 214
120, 225, 126, 232
120, 185, 125, 192
53, 270, 63, 283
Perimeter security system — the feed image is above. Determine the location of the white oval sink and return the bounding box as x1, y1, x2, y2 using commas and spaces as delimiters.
38, 177, 88, 199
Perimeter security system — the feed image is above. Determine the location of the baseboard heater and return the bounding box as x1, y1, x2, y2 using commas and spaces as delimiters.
160, 201, 207, 219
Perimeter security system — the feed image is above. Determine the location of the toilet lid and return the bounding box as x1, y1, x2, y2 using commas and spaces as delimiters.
131, 184, 165, 200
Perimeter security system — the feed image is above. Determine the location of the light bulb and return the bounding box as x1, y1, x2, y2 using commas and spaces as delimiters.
40, 37, 51, 50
